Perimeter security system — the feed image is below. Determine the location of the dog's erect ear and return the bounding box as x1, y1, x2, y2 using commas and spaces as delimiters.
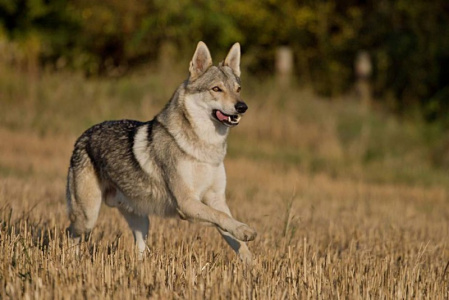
189, 41, 213, 81
223, 43, 241, 77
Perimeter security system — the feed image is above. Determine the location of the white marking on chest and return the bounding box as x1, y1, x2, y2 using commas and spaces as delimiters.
133, 125, 156, 176
177, 159, 225, 200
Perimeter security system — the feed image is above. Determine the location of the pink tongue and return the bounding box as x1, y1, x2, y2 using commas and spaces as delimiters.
216, 110, 229, 121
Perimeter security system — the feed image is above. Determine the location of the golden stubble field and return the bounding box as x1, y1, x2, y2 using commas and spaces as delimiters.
1, 70, 449, 299
1, 125, 449, 299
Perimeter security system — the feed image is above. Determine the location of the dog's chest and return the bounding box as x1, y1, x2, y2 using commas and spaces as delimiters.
177, 159, 224, 198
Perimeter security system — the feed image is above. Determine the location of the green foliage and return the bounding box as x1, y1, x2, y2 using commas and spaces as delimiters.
359, 0, 449, 121
0, 0, 448, 121
0, 0, 77, 54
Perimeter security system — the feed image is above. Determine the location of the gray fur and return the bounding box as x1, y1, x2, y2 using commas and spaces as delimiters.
66, 41, 256, 264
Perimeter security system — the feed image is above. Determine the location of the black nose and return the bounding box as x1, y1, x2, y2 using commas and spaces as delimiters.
235, 101, 248, 113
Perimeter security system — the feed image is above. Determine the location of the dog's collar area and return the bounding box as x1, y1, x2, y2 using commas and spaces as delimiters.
212, 109, 241, 126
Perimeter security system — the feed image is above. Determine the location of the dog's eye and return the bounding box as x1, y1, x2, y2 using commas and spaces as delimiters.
236, 87, 241, 93
212, 86, 222, 92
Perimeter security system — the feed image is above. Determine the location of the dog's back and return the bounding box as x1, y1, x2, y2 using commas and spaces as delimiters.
67, 119, 179, 237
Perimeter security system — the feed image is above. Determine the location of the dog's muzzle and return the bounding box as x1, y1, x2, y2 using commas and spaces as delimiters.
212, 109, 242, 127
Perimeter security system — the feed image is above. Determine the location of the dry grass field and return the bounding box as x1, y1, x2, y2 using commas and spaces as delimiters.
1, 66, 449, 298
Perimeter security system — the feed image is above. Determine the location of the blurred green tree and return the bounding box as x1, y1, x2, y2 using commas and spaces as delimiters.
0, 0, 78, 67
0, 0, 448, 122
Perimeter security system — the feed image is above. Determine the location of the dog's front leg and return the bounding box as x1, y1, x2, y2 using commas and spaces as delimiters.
219, 229, 253, 264
176, 197, 257, 242
203, 191, 254, 264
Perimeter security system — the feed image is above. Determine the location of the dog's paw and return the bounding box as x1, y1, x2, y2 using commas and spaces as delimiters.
238, 249, 253, 266
233, 224, 257, 242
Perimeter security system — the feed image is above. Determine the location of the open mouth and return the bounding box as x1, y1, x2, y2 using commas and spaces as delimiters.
212, 109, 241, 126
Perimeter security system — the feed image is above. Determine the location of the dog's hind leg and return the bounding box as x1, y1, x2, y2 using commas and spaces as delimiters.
118, 208, 149, 260
66, 159, 102, 253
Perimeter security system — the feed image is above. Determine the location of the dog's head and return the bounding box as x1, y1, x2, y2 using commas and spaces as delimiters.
186, 42, 247, 127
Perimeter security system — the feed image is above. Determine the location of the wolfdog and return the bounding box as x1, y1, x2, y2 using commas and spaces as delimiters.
66, 42, 257, 263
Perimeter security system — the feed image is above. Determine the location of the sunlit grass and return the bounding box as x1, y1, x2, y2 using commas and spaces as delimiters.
1, 66, 449, 298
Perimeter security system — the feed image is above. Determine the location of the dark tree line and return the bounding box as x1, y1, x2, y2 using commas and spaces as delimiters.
1, 0, 448, 122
